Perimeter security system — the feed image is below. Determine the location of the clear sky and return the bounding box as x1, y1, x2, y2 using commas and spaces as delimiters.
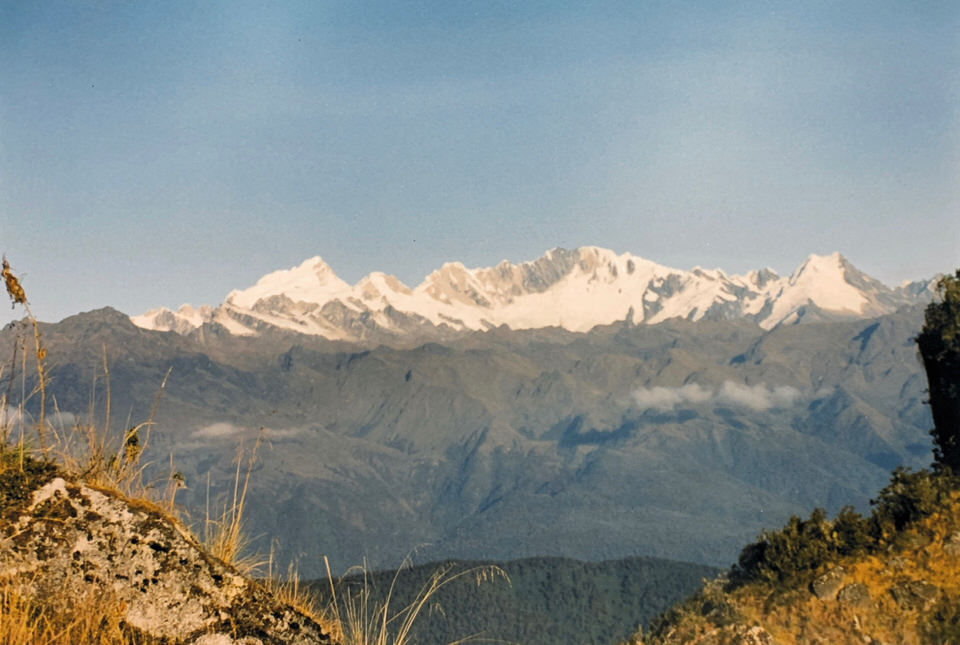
1, 1, 958, 324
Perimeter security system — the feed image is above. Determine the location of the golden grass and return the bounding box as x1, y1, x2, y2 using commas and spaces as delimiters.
201, 435, 266, 575
1, 257, 506, 644
2, 257, 47, 456
261, 550, 333, 634
0, 576, 146, 645
674, 490, 960, 645
322, 556, 509, 645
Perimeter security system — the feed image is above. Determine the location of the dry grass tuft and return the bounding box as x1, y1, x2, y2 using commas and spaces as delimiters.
323, 556, 509, 645
1, 256, 504, 644
202, 435, 265, 575
2, 256, 48, 454
0, 575, 148, 644
262, 549, 333, 635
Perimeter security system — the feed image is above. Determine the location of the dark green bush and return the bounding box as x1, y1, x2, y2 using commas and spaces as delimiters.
870, 467, 951, 537
916, 270, 960, 474
730, 508, 835, 587
832, 506, 872, 557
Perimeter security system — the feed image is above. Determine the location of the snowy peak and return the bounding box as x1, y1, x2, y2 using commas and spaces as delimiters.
764, 252, 869, 323
226, 256, 350, 309
130, 304, 219, 335
131, 248, 934, 341
356, 272, 414, 303
753, 252, 922, 329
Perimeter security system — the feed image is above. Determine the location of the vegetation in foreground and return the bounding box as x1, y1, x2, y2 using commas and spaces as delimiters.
310, 555, 718, 645
0, 256, 512, 644
636, 270, 960, 644
640, 470, 960, 644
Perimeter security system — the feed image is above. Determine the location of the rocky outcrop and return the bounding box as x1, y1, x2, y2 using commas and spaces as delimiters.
0, 476, 334, 645
811, 566, 845, 600
943, 531, 960, 557
836, 582, 872, 608
889, 579, 939, 611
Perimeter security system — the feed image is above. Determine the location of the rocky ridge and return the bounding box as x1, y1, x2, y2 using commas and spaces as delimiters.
0, 465, 334, 645
131, 247, 934, 343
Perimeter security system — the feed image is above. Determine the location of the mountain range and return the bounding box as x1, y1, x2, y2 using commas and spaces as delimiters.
131, 247, 934, 342
0, 249, 941, 579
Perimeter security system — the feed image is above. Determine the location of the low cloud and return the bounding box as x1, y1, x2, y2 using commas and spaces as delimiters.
633, 381, 806, 412
193, 422, 244, 439
0, 406, 23, 427
632, 384, 712, 412
716, 381, 802, 411
263, 427, 305, 439
49, 411, 80, 428
192, 422, 306, 441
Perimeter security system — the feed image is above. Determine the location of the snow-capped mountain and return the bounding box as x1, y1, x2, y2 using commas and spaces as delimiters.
131, 248, 934, 341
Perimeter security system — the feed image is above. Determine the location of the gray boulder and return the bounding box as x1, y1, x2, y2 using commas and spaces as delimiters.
0, 477, 334, 645
811, 566, 846, 601
889, 579, 939, 611
942, 531, 960, 557
837, 582, 872, 608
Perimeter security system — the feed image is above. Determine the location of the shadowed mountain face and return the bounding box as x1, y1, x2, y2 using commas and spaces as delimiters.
0, 306, 932, 577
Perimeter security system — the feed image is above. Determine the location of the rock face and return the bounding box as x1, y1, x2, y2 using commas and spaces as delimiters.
943, 531, 960, 557
836, 582, 872, 608
889, 579, 939, 611
811, 566, 846, 600
0, 477, 334, 645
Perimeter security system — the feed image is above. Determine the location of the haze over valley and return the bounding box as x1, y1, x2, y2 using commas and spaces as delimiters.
3, 2, 957, 640
2, 248, 936, 578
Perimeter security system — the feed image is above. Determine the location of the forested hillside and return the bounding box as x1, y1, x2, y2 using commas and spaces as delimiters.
0, 305, 932, 576
636, 271, 960, 644
310, 556, 719, 645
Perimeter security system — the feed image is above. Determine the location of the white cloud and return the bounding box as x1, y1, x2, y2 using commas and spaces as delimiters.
717, 381, 801, 411
193, 422, 244, 439
0, 406, 23, 427
632, 384, 712, 411
191, 422, 306, 442
263, 427, 305, 439
633, 381, 805, 412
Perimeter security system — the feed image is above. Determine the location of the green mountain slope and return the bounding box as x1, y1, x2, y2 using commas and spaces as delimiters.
0, 307, 932, 576
309, 556, 719, 645
635, 270, 960, 645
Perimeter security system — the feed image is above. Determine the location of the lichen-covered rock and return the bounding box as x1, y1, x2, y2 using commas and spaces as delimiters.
0, 477, 334, 645
659, 623, 779, 645
812, 566, 846, 601
889, 579, 939, 611
942, 531, 960, 557
737, 625, 777, 644
836, 582, 872, 608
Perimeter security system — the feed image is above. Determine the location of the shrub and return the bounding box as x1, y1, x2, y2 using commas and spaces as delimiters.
730, 509, 836, 586
916, 269, 960, 473
831, 505, 872, 557
869, 467, 951, 538
729, 505, 875, 588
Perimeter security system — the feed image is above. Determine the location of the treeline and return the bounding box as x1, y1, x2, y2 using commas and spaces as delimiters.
727, 467, 955, 589
645, 269, 960, 642
308, 555, 719, 645
729, 271, 960, 590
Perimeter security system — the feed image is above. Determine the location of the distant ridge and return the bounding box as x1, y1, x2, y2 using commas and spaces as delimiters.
309, 555, 720, 645
132, 247, 935, 342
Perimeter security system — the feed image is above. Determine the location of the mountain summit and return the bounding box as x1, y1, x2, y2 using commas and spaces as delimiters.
132, 248, 933, 341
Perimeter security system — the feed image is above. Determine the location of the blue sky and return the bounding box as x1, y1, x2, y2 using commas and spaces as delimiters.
1, 1, 958, 324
